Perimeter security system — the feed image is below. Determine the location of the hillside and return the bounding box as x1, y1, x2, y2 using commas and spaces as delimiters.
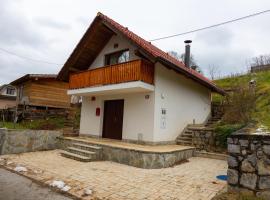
214, 70, 270, 130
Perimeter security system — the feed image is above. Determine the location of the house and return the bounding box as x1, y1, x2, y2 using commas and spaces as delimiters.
0, 84, 17, 109
58, 12, 224, 144
10, 74, 71, 110
251, 64, 270, 73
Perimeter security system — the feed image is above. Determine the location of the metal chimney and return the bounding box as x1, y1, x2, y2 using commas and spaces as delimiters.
184, 40, 192, 68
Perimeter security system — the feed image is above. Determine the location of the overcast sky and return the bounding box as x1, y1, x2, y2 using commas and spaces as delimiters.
0, 0, 270, 84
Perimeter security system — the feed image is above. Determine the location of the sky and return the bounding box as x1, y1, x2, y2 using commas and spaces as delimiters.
0, 0, 270, 84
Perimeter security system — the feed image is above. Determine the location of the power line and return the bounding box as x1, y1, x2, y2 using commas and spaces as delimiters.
0, 47, 62, 65
150, 9, 270, 41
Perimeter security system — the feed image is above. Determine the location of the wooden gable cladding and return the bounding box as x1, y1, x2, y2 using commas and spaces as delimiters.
69, 59, 154, 90
58, 18, 115, 81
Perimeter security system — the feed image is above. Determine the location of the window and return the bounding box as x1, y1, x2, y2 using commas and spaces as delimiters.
105, 49, 129, 65
6, 87, 15, 95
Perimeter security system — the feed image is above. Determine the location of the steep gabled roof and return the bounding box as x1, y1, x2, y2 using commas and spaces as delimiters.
10, 74, 57, 86
58, 12, 225, 94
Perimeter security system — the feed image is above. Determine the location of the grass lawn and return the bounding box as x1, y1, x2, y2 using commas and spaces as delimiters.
0, 117, 66, 130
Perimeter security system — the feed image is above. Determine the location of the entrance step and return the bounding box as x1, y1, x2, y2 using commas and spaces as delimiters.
60, 151, 93, 162
72, 143, 102, 152
66, 147, 96, 158
61, 142, 103, 162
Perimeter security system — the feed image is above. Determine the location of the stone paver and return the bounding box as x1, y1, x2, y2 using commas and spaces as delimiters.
0, 150, 227, 200
0, 168, 72, 200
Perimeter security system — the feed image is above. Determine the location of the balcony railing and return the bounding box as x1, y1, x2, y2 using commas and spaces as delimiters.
69, 59, 154, 89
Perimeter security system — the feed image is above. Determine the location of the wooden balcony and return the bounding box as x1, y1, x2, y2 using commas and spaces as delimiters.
69, 59, 154, 90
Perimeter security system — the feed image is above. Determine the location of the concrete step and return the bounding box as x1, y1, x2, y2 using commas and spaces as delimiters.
72, 143, 102, 152
60, 151, 93, 162
67, 147, 96, 158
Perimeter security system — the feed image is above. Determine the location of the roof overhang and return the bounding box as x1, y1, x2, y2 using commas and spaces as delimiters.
67, 81, 155, 96
10, 74, 57, 86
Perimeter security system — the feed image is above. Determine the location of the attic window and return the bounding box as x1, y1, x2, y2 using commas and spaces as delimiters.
114, 43, 118, 48
105, 49, 129, 65
6, 87, 15, 95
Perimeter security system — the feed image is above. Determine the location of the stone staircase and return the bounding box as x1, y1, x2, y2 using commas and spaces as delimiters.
205, 116, 222, 127
176, 125, 203, 146
61, 142, 102, 162
177, 103, 224, 146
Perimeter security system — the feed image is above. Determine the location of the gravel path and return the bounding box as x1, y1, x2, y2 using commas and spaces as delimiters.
0, 168, 73, 200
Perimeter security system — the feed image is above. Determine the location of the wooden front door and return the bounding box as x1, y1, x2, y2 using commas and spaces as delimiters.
102, 99, 124, 140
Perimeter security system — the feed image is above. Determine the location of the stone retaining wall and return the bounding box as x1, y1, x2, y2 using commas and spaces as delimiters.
192, 128, 217, 151
227, 134, 270, 199
0, 128, 62, 155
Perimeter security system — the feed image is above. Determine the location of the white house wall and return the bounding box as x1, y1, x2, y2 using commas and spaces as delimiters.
89, 34, 140, 69
80, 92, 155, 142
153, 63, 211, 142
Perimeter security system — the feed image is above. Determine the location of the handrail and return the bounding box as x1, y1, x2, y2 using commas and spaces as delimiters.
69, 59, 154, 89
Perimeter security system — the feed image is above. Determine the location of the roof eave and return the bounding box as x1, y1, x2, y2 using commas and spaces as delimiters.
157, 57, 226, 95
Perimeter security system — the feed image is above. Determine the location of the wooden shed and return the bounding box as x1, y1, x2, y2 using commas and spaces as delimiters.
10, 74, 71, 109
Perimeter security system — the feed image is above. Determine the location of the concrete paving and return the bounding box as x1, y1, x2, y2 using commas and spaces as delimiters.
0, 168, 73, 200
1, 150, 227, 200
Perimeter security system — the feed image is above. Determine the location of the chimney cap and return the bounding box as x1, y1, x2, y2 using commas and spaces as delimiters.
184, 40, 192, 44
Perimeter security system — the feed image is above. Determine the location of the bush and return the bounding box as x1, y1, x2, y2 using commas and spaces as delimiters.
222, 84, 256, 124
215, 123, 245, 148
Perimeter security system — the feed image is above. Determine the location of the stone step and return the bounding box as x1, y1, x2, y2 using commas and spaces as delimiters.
195, 151, 227, 161
184, 130, 193, 134
176, 140, 192, 145
67, 147, 96, 158
177, 136, 192, 141
60, 151, 93, 162
179, 133, 192, 138
72, 143, 102, 152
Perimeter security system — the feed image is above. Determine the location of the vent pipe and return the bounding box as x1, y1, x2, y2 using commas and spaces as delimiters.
184, 40, 192, 68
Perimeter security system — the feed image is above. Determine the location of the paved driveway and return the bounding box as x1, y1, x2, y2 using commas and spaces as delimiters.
0, 150, 227, 200
0, 168, 73, 200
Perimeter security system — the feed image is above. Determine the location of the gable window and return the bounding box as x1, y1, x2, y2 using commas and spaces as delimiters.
105, 49, 129, 65
6, 87, 15, 95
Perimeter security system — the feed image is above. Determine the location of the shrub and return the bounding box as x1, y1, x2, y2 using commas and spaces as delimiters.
222, 83, 256, 124
215, 123, 245, 148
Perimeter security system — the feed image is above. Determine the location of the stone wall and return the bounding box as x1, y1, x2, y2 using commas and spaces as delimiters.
0, 128, 62, 155
227, 134, 270, 199
191, 127, 217, 151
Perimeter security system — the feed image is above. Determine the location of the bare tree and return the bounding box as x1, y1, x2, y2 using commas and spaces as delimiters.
208, 65, 220, 80
250, 54, 270, 67
167, 51, 203, 73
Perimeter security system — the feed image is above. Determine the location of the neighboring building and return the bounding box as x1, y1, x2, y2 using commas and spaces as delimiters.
10, 74, 71, 109
251, 64, 270, 73
58, 12, 224, 144
0, 84, 17, 109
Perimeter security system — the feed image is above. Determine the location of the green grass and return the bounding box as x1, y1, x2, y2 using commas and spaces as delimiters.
0, 117, 66, 130
214, 71, 270, 130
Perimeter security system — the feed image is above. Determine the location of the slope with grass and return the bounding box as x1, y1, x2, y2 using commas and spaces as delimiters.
214, 70, 270, 130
